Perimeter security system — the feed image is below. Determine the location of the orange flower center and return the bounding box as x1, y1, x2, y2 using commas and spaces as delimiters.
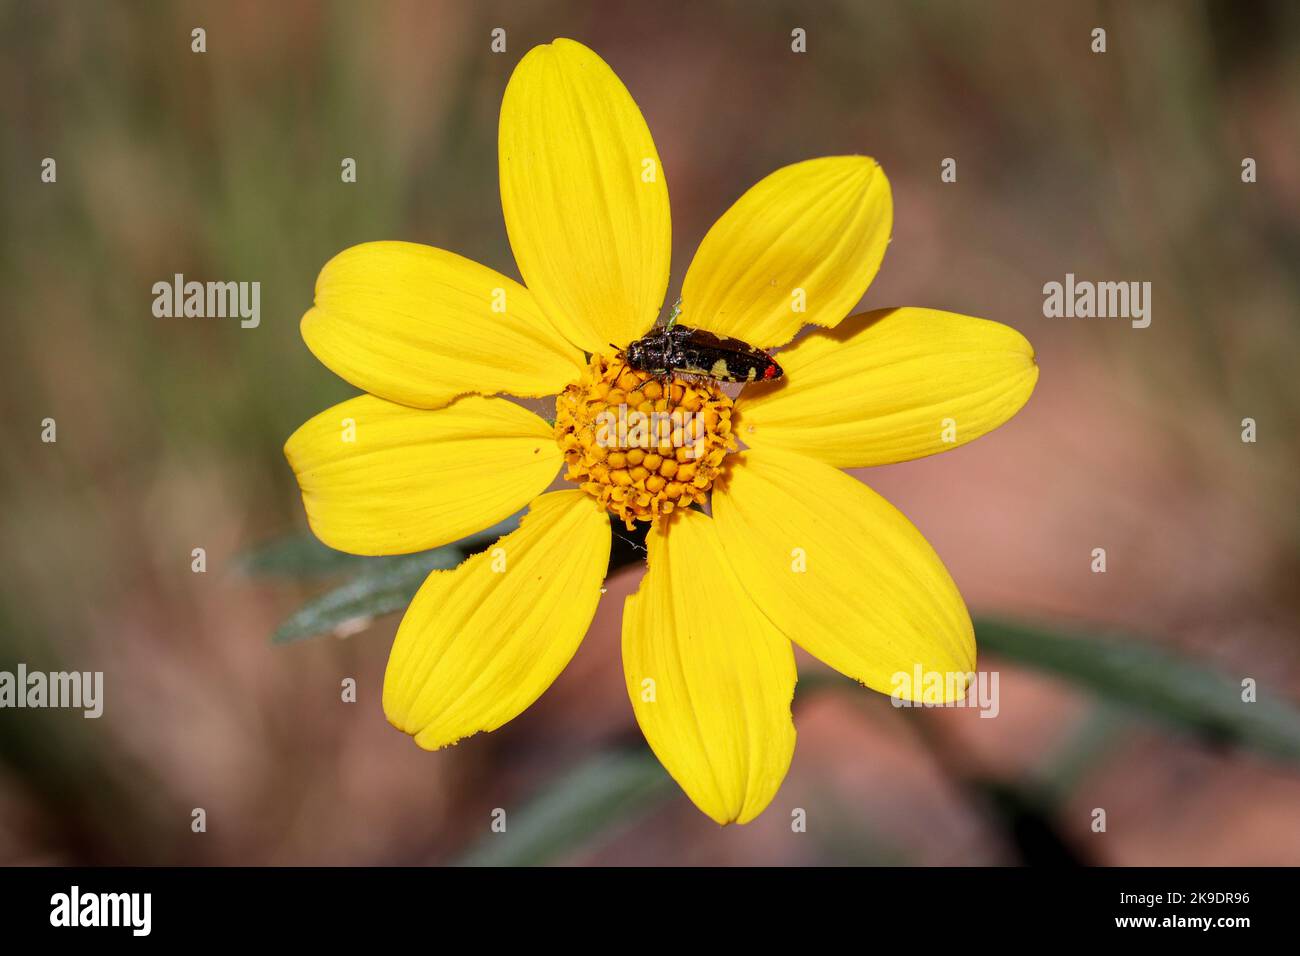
554, 354, 739, 528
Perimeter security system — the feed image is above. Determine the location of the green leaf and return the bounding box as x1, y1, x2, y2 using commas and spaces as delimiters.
238, 534, 368, 577
243, 513, 523, 579
455, 748, 674, 866
257, 513, 527, 643
976, 617, 1300, 763
454, 514, 524, 552
271, 548, 464, 644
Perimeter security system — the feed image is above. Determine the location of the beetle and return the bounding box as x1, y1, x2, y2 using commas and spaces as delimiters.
622, 322, 783, 384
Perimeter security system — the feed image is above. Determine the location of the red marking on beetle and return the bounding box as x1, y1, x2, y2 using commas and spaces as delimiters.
762, 363, 780, 380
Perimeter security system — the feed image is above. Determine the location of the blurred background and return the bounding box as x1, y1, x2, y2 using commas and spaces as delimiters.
3, 0, 1299, 865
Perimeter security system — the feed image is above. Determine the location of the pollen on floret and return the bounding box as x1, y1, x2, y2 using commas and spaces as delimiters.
554, 354, 739, 528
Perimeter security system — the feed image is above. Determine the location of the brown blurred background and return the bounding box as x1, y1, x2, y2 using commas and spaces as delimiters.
2, 0, 1299, 865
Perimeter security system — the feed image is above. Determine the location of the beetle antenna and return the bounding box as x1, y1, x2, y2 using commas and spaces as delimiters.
665, 297, 682, 329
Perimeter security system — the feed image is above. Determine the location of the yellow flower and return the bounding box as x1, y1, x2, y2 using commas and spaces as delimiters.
285, 38, 1038, 824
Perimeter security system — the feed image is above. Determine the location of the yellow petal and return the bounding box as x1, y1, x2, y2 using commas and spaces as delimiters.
384, 490, 610, 749
499, 38, 670, 354
713, 448, 974, 699
623, 509, 796, 825
738, 308, 1038, 467
284, 394, 561, 556
680, 156, 891, 348
301, 241, 585, 410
